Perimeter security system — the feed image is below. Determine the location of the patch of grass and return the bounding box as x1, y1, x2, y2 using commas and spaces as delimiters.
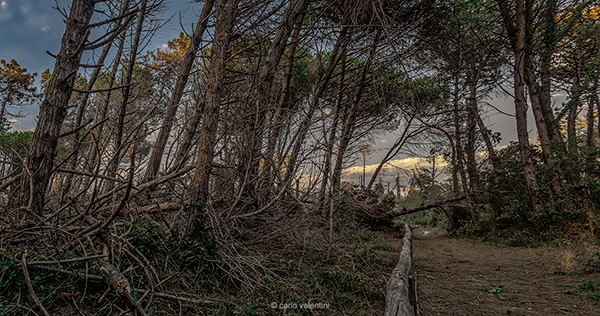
583, 252, 600, 273
571, 280, 600, 303
482, 286, 504, 296
571, 280, 600, 292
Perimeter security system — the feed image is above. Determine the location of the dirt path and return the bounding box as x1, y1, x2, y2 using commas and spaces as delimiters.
412, 229, 600, 316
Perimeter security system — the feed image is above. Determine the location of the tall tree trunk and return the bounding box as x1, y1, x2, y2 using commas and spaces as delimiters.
241, 1, 308, 203
168, 100, 204, 173
568, 62, 582, 151
538, 0, 563, 143
86, 30, 126, 174
523, 0, 565, 195
63, 0, 132, 199
317, 51, 346, 206
25, 0, 95, 214
144, 0, 214, 182
192, 0, 239, 201
282, 25, 348, 187
331, 30, 379, 192
452, 72, 474, 210
263, 13, 304, 193
498, 0, 542, 212
104, 0, 147, 193
465, 66, 480, 192
586, 92, 596, 147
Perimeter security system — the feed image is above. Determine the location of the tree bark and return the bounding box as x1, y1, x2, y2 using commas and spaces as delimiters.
497, 0, 542, 212
568, 62, 582, 151
144, 0, 214, 182
63, 0, 132, 199
86, 29, 127, 174
465, 65, 481, 192
104, 0, 147, 193
192, 0, 239, 201
239, 0, 309, 204
262, 13, 304, 194
25, 0, 96, 214
332, 30, 379, 192
586, 91, 596, 147
282, 25, 348, 188
317, 52, 346, 206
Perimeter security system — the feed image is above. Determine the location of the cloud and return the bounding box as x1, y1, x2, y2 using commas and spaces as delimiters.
8, 119, 18, 124
344, 156, 441, 176
380, 139, 387, 143
159, 43, 168, 49
1, 1, 7, 10
40, 25, 49, 32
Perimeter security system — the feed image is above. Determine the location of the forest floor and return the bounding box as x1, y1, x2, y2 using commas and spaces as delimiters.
410, 227, 600, 316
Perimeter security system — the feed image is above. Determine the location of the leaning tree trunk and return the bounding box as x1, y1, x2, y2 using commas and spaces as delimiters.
317, 51, 346, 207
282, 25, 348, 187
85, 28, 126, 184
103, 0, 147, 193
262, 13, 305, 195
465, 67, 480, 192
63, 0, 132, 200
143, 0, 214, 183
192, 0, 239, 201
241, 0, 308, 204
331, 30, 379, 192
366, 113, 418, 191
168, 100, 204, 173
475, 109, 499, 168
25, 0, 95, 214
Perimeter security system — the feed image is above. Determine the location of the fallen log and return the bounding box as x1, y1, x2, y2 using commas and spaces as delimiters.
385, 223, 418, 316
99, 260, 148, 316
389, 196, 465, 216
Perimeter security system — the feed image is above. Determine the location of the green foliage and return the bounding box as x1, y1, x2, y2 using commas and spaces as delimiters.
468, 142, 600, 239
334, 211, 377, 245
584, 252, 600, 273
125, 202, 220, 287
0, 130, 33, 156
0, 249, 107, 314
482, 286, 504, 296
0, 59, 39, 119
571, 280, 600, 301
0, 252, 25, 298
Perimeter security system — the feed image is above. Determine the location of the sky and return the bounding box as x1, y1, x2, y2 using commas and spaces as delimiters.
0, 0, 569, 190
0, 0, 199, 130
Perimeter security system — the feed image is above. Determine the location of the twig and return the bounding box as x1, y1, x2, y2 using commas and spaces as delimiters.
28, 254, 107, 266
21, 252, 51, 316
133, 289, 233, 305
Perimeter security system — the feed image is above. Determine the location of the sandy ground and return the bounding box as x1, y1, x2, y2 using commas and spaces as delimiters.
412, 228, 600, 316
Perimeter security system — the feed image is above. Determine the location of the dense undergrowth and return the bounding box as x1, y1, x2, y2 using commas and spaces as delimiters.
0, 196, 403, 316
